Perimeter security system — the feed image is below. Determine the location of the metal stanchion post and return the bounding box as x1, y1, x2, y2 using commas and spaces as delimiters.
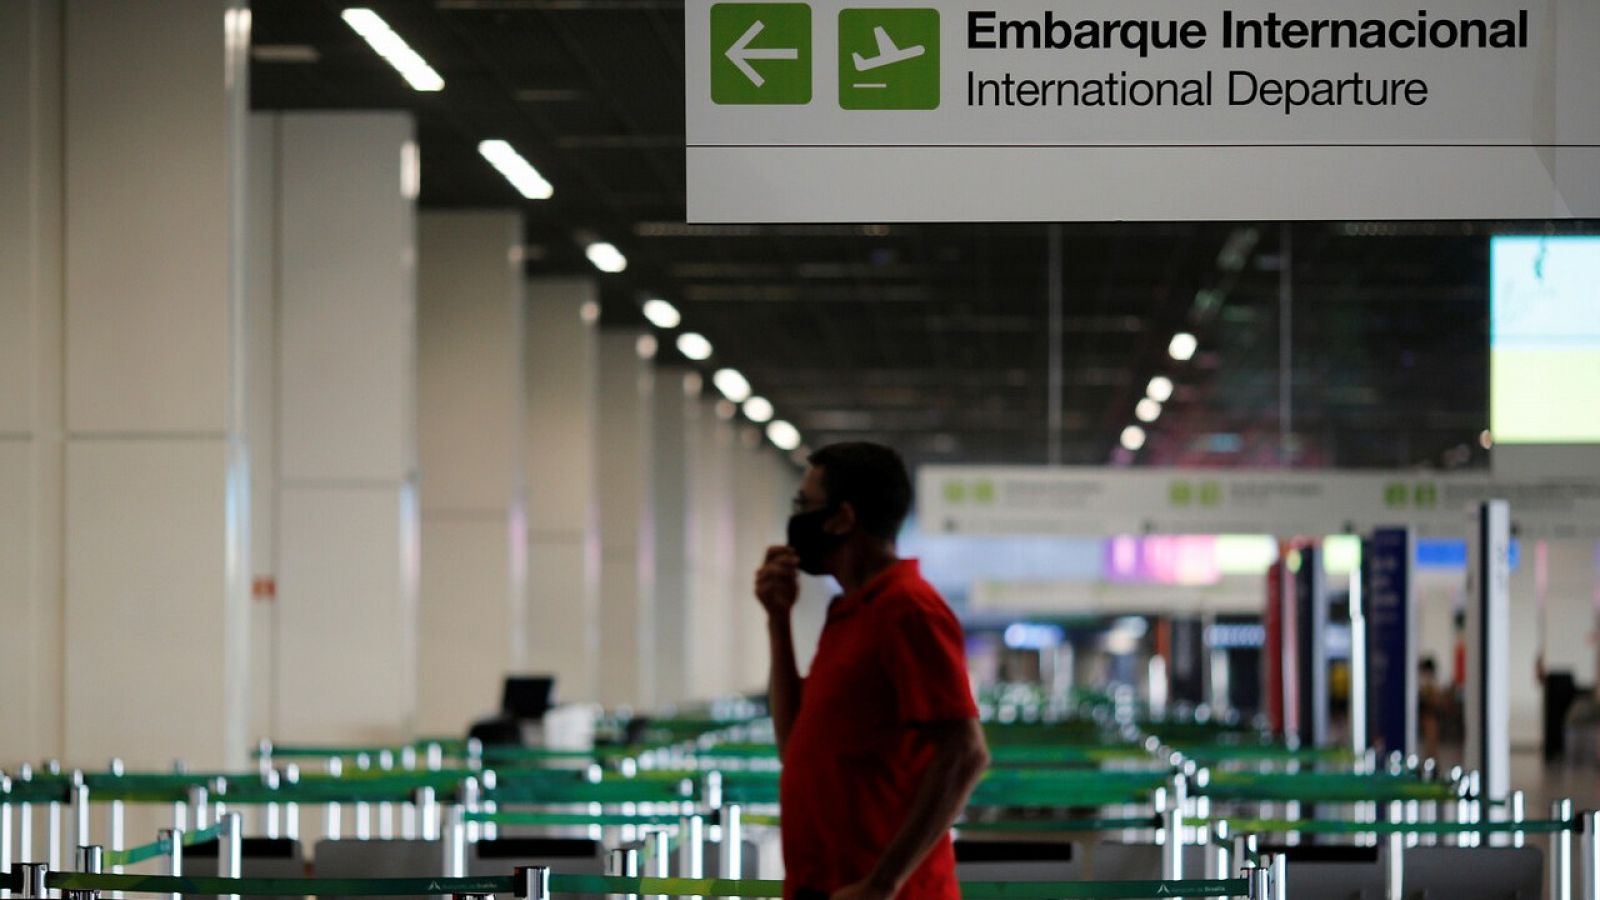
353, 755, 372, 841
1208, 819, 1230, 879
106, 761, 124, 876
607, 845, 640, 900
1271, 853, 1287, 900
1553, 800, 1574, 900
378, 751, 396, 840
443, 806, 466, 878
282, 766, 300, 843
18, 766, 35, 874
68, 845, 103, 900
263, 770, 281, 840
515, 867, 550, 900
1509, 790, 1525, 849
461, 779, 481, 845
411, 788, 435, 841
159, 827, 183, 900
479, 772, 498, 842
1384, 831, 1404, 900
2, 775, 13, 900
219, 813, 241, 900
187, 786, 209, 832
1581, 810, 1600, 900
681, 816, 705, 878
1164, 769, 1188, 880
1245, 864, 1271, 900
45, 763, 63, 874
18, 863, 48, 900
257, 741, 273, 779
323, 758, 342, 842
71, 776, 89, 856
721, 805, 742, 879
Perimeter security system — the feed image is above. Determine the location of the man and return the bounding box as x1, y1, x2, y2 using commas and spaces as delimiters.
754, 442, 989, 900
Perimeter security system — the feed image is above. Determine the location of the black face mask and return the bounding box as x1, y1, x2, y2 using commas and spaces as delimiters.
787, 507, 843, 576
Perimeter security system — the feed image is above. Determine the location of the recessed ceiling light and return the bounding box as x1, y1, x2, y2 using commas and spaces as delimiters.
1136, 398, 1162, 423
477, 140, 552, 200
585, 241, 627, 274
767, 420, 802, 451
1120, 425, 1147, 451
1168, 332, 1198, 362
641, 298, 681, 329
743, 397, 774, 424
676, 332, 713, 361
1146, 375, 1175, 403
341, 8, 444, 92
713, 369, 752, 403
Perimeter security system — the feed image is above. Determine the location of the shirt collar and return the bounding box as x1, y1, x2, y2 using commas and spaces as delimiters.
827, 558, 919, 620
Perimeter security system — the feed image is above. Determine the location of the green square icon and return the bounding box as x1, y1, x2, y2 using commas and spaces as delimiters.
711, 3, 812, 105
838, 8, 939, 110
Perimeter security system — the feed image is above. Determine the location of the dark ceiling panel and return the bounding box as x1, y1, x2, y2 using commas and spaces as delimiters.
248, 0, 1599, 472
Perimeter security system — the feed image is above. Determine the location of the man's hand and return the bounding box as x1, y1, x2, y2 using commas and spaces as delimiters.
829, 881, 893, 900
755, 545, 800, 618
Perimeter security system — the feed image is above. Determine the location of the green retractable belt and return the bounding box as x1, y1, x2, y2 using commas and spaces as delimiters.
42, 873, 1252, 899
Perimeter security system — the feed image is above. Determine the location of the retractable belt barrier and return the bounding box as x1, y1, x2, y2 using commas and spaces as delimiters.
11, 869, 1263, 899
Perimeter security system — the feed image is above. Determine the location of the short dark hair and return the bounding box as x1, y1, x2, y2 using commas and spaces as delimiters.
807, 442, 913, 540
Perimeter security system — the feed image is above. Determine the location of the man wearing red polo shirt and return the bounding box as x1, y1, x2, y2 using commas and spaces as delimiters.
754, 442, 990, 900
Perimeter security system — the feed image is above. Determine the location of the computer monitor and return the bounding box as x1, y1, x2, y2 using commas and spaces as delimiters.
501, 676, 555, 719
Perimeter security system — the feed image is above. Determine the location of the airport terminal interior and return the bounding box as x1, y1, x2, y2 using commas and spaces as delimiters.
2, 2, 1599, 899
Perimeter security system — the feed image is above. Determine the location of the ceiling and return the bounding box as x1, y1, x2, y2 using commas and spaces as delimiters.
250, 0, 1596, 471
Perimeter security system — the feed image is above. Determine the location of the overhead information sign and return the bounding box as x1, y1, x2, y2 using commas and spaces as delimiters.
686, 0, 1600, 222
917, 466, 1600, 539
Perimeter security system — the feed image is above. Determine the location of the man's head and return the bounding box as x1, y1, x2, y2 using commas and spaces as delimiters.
1420, 656, 1438, 684
787, 442, 913, 575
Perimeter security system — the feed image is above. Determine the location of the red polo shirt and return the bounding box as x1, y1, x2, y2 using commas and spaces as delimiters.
779, 559, 977, 900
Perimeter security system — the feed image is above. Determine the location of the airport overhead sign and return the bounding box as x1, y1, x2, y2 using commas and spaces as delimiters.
685, 0, 1600, 222
916, 466, 1600, 539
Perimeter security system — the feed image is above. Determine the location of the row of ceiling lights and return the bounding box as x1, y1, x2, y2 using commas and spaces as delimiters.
642, 300, 807, 456
344, 9, 630, 277
342, 9, 804, 459
1119, 331, 1197, 455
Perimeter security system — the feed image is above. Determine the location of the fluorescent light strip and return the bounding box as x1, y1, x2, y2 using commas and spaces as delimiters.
676, 332, 713, 361
341, 8, 444, 92
767, 420, 802, 451
586, 241, 627, 274
477, 140, 553, 200
642, 298, 681, 329
713, 368, 752, 403
743, 397, 774, 424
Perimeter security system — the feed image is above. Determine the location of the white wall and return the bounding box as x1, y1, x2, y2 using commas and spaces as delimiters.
0, 0, 65, 764
264, 112, 419, 744
416, 210, 527, 733
596, 331, 657, 708
651, 369, 695, 705
525, 278, 601, 704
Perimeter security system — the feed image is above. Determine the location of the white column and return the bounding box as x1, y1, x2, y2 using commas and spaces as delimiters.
525, 279, 601, 704
245, 115, 280, 743
416, 210, 527, 734
596, 332, 657, 709
651, 368, 696, 706
268, 112, 419, 743
687, 399, 737, 699
0, 0, 66, 764
0, 0, 255, 769
732, 429, 781, 693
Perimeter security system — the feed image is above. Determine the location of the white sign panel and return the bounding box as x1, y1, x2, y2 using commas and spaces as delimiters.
686, 0, 1600, 222
917, 466, 1600, 538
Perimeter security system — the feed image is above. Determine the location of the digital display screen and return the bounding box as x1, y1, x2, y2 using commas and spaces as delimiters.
1490, 236, 1600, 444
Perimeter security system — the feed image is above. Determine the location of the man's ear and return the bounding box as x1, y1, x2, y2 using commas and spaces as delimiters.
827, 502, 857, 536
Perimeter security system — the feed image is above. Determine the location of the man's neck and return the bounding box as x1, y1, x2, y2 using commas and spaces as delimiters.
832, 541, 901, 594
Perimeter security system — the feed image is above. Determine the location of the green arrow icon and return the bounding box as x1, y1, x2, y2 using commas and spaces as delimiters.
711, 4, 812, 105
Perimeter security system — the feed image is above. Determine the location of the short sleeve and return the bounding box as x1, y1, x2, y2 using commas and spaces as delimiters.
882, 601, 979, 725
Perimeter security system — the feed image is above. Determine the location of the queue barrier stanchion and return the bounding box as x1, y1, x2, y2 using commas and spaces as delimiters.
1582, 808, 1599, 900
2, 775, 13, 900
1548, 797, 1574, 896
67, 846, 102, 900
17, 863, 47, 900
